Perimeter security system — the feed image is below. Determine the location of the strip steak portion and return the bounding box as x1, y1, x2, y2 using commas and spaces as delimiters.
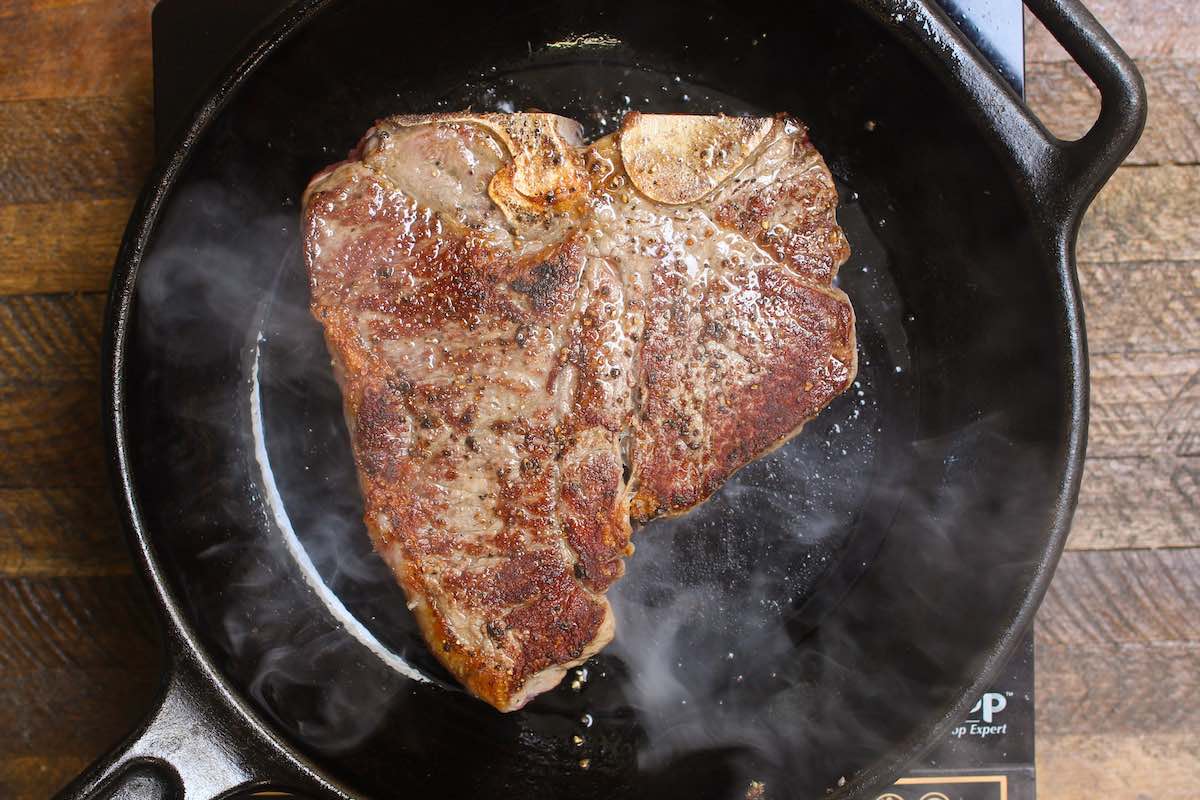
302, 111, 854, 711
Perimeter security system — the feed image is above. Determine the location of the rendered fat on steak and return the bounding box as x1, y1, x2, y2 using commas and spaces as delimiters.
302, 111, 855, 711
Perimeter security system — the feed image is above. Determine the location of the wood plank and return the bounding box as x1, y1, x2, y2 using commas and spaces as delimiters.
1034, 562, 1198, 800
1034, 634, 1200, 797
1026, 59, 1200, 165
1036, 641, 1198, 734
0, 306, 132, 576
0, 383, 107, 488
1088, 351, 1198, 459
0, 293, 104, 379
0, 1, 154, 103
0, 488, 128, 577
0, 96, 152, 204
1079, 260, 1200, 355
0, 576, 157, 673
1072, 453, 1198, 550
1033, 32, 1200, 776
1077, 165, 1200, 264
1038, 732, 1200, 800
0, 201, 129, 295
0, 576, 160, 759
0, 755, 90, 800
1025, 1, 1200, 61
1038, 549, 1200, 644
0, 667, 160, 758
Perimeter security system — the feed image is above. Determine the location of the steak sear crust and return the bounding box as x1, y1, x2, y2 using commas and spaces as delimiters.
302, 111, 854, 711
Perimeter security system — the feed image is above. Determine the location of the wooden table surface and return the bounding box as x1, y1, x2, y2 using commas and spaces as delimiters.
0, 1, 1196, 797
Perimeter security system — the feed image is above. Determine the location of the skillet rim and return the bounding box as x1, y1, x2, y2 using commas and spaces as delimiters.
101, 0, 1092, 796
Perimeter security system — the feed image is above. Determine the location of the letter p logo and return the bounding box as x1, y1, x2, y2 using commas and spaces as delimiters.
974, 692, 1007, 723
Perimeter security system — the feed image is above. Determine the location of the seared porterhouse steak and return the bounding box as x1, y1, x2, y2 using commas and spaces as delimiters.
302, 111, 855, 711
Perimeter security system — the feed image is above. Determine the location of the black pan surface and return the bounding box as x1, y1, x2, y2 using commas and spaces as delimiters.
59, 0, 1145, 798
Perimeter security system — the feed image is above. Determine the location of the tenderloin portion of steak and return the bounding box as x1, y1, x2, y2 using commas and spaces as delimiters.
302, 111, 854, 711
595, 112, 855, 519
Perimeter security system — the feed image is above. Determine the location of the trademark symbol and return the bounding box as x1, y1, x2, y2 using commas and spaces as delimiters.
1005, 691, 1014, 697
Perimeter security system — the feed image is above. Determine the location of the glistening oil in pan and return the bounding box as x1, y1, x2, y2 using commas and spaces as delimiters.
249, 57, 919, 789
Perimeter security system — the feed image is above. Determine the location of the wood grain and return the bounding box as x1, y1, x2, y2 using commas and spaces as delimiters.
1038, 733, 1200, 800
1079, 260, 1200, 355
0, 293, 104, 378
1077, 165, 1200, 264
1038, 548, 1200, 645
0, 0, 154, 103
1070, 254, 1199, 550
0, 488, 126, 577
0, 383, 107, 488
1089, 351, 1199, 459
1037, 641, 1198, 734
1072, 453, 1199, 550
0, 756, 90, 800
0, 96, 152, 205
0, 576, 157, 673
0, 202, 130, 295
1025, 0, 1200, 61
1036, 642, 1200, 799
0, 667, 159, 757
1026, 59, 1200, 165
0, 579, 160, 764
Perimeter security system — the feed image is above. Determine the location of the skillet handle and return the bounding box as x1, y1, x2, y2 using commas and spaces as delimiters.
920, 0, 1146, 228
52, 652, 314, 800
1021, 0, 1148, 211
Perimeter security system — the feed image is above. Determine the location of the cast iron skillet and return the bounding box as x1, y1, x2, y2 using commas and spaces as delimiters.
56, 0, 1144, 798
